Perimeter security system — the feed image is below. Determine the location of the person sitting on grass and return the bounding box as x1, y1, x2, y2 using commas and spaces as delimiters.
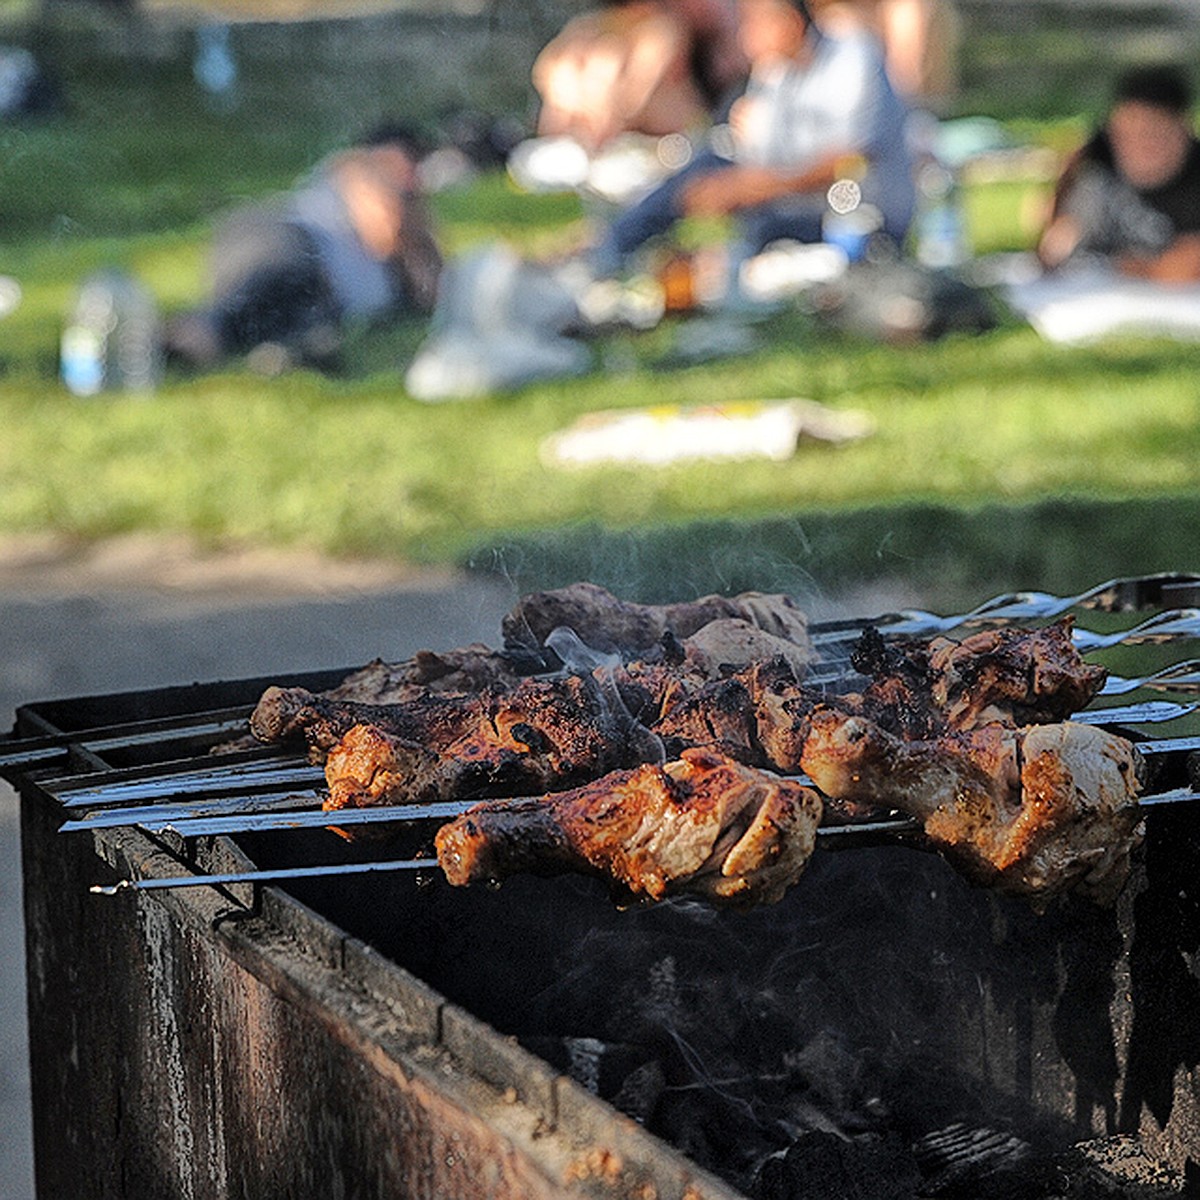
1038, 65, 1200, 284
585, 0, 916, 290
165, 123, 442, 374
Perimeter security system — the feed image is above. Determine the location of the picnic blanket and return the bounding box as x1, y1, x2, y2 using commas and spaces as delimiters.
1003, 258, 1200, 345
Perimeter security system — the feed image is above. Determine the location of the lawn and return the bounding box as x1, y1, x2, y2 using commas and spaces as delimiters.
2, 3, 1200, 607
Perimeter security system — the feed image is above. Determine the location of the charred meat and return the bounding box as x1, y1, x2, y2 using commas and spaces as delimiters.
847, 617, 1106, 739
320, 672, 651, 811
324, 644, 552, 705
435, 747, 823, 907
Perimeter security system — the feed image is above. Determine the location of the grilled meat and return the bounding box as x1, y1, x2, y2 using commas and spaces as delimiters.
800, 708, 1143, 904
501, 582, 812, 657
320, 672, 651, 811
435, 747, 823, 907
250, 685, 483, 758
848, 617, 1106, 738
325, 644, 552, 705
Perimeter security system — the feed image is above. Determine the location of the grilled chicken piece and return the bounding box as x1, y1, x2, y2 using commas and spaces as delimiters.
435, 748, 823, 907
319, 672, 652, 811
650, 657, 815, 769
848, 617, 1106, 738
250, 685, 483, 758
501, 582, 812, 658
800, 708, 1143, 904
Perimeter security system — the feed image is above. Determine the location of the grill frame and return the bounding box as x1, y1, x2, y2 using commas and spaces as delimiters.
7, 580, 1200, 1198
12, 678, 750, 1200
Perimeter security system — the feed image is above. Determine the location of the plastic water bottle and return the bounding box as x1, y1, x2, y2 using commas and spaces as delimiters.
914, 162, 969, 270
61, 270, 163, 398
194, 23, 238, 111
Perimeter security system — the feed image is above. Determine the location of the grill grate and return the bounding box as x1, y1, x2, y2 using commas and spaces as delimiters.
4, 572, 1200, 897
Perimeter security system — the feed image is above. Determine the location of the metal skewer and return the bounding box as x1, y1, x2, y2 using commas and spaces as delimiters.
1100, 661, 1200, 696
87, 817, 927, 895
0, 707, 253, 771
85, 787, 1200, 896
90, 858, 442, 895
1073, 700, 1200, 725
54, 756, 321, 808
59, 789, 324, 831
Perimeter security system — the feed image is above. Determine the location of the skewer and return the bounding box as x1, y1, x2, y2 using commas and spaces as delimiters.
87, 817, 927, 895
1073, 699, 1200, 725
1072, 609, 1200, 651
54, 709, 1200, 838
54, 756, 320, 808
59, 789, 323, 831
1100, 661, 1200, 696
0, 707, 253, 771
84, 787, 1200, 896
813, 574, 1200, 641
90, 858, 443, 895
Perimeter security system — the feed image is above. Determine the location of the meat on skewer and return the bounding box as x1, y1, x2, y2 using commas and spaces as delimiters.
849, 617, 1107, 738
275, 585, 815, 713
502, 582, 812, 657
263, 618, 1109, 819
324, 643, 552, 706
252, 619, 814, 755
435, 747, 823, 908
315, 672, 654, 811
799, 708, 1143, 904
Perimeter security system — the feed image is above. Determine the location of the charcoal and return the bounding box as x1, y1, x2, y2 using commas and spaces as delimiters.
610, 1058, 665, 1124
753, 1130, 921, 1200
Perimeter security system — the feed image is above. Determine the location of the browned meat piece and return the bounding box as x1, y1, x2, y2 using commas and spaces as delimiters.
650, 657, 817, 770
501, 582, 811, 657
848, 617, 1106, 738
435, 747, 823, 907
325, 644, 550, 705
799, 708, 1143, 905
250, 685, 482, 757
321, 672, 650, 811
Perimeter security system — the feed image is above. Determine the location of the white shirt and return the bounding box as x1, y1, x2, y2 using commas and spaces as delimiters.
735, 30, 915, 233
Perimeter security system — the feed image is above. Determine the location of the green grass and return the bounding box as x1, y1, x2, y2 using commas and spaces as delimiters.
2, 6, 1200, 606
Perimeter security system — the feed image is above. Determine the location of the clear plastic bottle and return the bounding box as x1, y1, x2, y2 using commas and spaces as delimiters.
914, 161, 969, 270
61, 270, 163, 398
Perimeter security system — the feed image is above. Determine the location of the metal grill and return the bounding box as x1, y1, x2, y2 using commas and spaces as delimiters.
5, 571, 1200, 897
7, 573, 1200, 1200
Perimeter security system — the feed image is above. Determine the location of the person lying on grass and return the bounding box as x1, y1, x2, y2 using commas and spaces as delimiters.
1038, 65, 1200, 284
165, 123, 443, 375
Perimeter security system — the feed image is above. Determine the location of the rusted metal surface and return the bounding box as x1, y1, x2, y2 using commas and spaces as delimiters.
20, 778, 744, 1200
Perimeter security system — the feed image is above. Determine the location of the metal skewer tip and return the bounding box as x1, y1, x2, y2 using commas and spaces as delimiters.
90, 858, 442, 895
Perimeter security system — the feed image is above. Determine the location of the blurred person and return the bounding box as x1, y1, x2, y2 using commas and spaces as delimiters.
165, 124, 442, 373
586, 0, 915, 285
531, 0, 743, 152
818, 0, 959, 111
1038, 65, 1200, 283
